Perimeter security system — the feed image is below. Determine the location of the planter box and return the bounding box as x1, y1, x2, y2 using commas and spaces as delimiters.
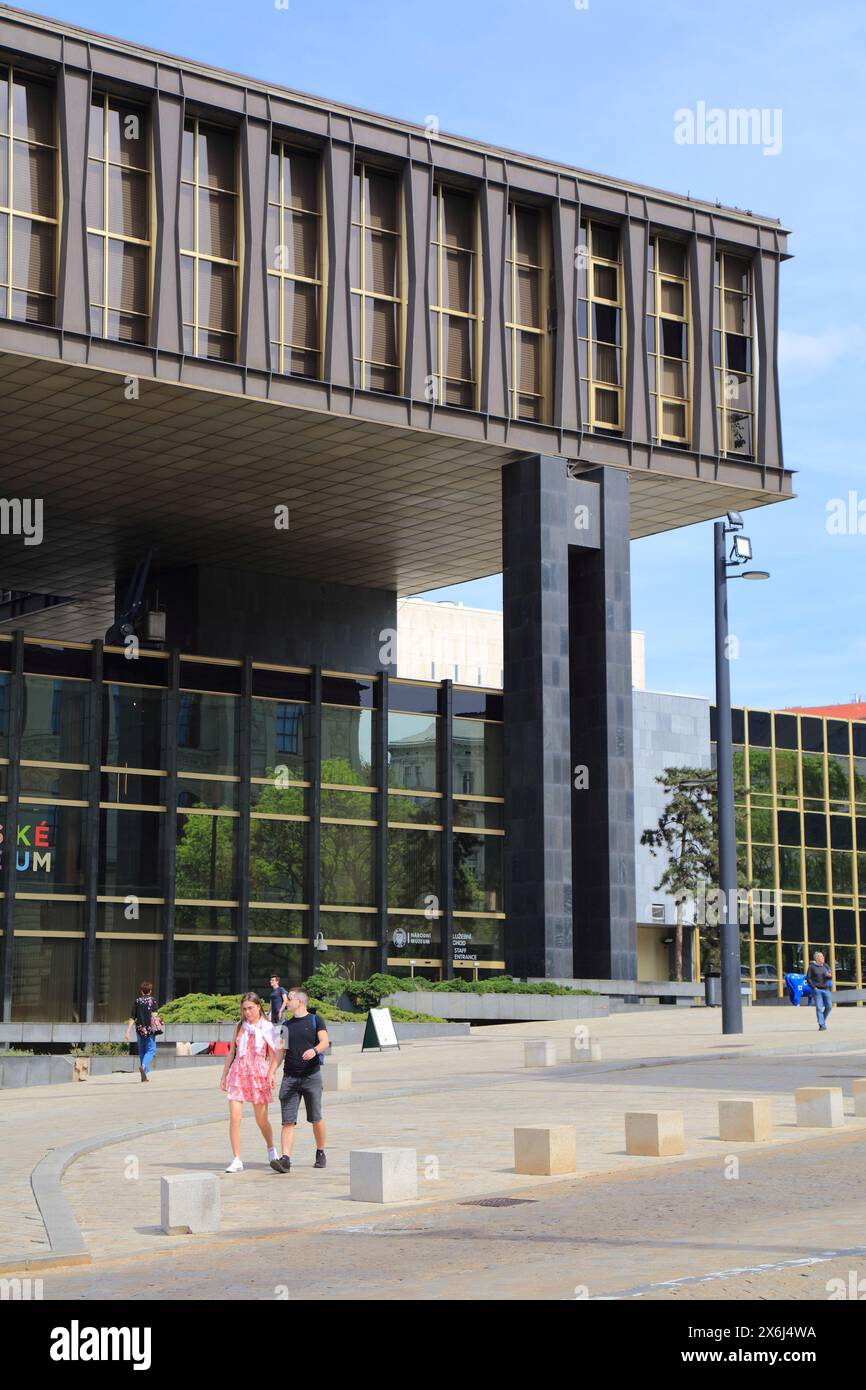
381, 991, 609, 1023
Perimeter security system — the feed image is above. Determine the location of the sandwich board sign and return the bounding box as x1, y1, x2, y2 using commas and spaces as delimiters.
362, 1006, 400, 1052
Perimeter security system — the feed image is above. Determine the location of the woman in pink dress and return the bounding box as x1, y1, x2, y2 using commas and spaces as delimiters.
220, 992, 281, 1172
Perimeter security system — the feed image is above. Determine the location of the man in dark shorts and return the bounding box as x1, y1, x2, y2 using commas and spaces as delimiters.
267, 988, 329, 1172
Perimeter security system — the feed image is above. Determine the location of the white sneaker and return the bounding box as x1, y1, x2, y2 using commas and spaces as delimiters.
267, 1146, 279, 1162
225, 1157, 244, 1173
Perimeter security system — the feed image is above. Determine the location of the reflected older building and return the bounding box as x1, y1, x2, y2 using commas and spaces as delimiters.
0, 10, 790, 1018
0, 639, 504, 1018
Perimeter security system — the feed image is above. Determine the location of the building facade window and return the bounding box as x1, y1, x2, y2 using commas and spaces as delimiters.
351, 163, 402, 394
180, 118, 239, 362
505, 201, 548, 421
0, 68, 57, 324
715, 251, 754, 457
87, 94, 150, 344
267, 144, 322, 377
647, 236, 690, 445
429, 184, 478, 408
578, 220, 624, 432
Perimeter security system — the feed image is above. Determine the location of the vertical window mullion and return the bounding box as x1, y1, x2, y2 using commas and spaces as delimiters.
654, 238, 661, 431
102, 96, 109, 339
193, 120, 199, 358
438, 188, 444, 401
360, 166, 366, 390
279, 145, 285, 376
7, 67, 13, 320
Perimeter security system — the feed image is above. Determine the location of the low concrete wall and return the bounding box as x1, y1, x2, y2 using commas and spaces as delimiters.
0, 1019, 470, 1086
0, 1052, 224, 1089
381, 991, 610, 1022
0, 1019, 467, 1047
529, 977, 703, 999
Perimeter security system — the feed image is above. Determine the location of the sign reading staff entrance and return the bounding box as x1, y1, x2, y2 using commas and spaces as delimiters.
361, 1007, 400, 1053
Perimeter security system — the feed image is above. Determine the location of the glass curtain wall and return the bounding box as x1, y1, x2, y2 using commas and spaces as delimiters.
0, 639, 505, 1018
713, 705, 866, 998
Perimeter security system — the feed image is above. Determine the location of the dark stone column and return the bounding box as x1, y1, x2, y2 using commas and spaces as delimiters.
502, 455, 636, 983
502, 455, 573, 979
569, 466, 636, 979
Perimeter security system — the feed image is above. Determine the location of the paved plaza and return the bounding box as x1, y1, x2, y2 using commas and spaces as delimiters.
3, 1005, 866, 1299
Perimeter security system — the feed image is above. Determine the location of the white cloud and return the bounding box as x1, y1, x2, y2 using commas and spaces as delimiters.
779, 326, 866, 372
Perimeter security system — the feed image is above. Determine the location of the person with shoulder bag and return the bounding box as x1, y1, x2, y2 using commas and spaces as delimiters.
220, 992, 282, 1173
124, 980, 163, 1082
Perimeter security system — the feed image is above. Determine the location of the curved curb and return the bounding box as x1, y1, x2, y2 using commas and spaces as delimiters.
3, 1113, 225, 1274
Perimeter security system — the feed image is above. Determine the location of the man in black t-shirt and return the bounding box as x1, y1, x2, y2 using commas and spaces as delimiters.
268, 975, 289, 1026
267, 988, 329, 1172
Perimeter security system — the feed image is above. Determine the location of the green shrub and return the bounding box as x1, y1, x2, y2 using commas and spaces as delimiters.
301, 963, 351, 1002
424, 975, 596, 996
158, 990, 444, 1027
71, 1042, 129, 1057
1, 1047, 35, 1056
345, 973, 412, 1009
388, 1006, 444, 1023
159, 993, 246, 1023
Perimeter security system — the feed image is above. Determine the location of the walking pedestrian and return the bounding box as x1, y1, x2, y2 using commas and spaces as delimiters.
220, 992, 281, 1172
267, 988, 329, 1173
268, 974, 289, 1027
124, 981, 162, 1082
806, 952, 833, 1031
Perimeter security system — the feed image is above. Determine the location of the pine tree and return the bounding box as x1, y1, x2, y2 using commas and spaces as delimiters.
640, 767, 717, 983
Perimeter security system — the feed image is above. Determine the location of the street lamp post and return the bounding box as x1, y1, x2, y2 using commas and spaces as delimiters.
713, 513, 770, 1035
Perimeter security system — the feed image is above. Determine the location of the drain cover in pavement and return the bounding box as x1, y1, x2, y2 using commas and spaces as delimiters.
458, 1197, 538, 1208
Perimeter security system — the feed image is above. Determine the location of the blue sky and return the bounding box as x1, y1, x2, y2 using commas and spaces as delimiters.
31, 0, 866, 707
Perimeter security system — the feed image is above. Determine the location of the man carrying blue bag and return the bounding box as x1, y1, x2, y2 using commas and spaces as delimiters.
806, 952, 833, 1031
267, 987, 330, 1171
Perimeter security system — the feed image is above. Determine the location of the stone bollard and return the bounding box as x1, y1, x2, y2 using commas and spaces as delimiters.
323, 1063, 351, 1092
795, 1087, 844, 1128
350, 1148, 418, 1203
570, 1038, 602, 1063
160, 1174, 220, 1234
72, 1057, 90, 1082
853, 1079, 866, 1117
175, 1041, 193, 1056
718, 1097, 773, 1142
524, 1040, 557, 1068
514, 1125, 577, 1176
625, 1110, 685, 1157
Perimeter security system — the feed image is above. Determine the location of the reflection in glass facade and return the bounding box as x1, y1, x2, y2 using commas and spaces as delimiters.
713, 705, 866, 996
0, 637, 504, 1018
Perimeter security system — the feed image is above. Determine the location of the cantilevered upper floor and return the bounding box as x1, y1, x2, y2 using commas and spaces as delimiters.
0, 4, 793, 613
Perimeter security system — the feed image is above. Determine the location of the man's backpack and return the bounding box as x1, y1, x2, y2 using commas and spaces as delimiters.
281, 1012, 326, 1065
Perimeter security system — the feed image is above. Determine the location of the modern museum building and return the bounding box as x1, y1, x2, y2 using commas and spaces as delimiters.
0, 6, 791, 1020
